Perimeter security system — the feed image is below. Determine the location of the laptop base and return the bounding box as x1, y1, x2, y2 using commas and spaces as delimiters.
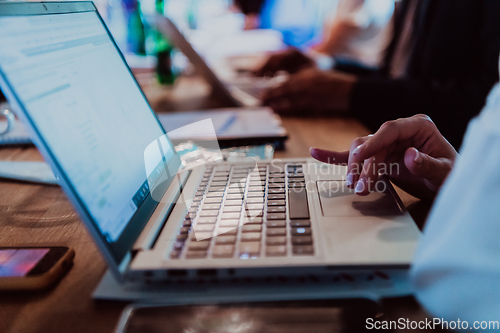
93, 268, 414, 303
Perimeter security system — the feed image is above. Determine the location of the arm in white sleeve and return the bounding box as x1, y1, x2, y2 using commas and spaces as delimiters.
411, 84, 500, 331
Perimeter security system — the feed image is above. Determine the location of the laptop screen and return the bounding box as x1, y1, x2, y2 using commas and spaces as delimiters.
0, 3, 179, 264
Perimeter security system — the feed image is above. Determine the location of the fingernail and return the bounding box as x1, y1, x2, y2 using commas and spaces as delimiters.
346, 173, 353, 187
414, 150, 423, 164
352, 144, 364, 156
355, 178, 365, 194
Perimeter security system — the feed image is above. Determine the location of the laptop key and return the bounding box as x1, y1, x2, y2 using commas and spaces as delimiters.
288, 187, 310, 219
242, 225, 262, 233
212, 177, 229, 181
226, 194, 244, 200
224, 199, 243, 206
268, 189, 285, 194
188, 240, 211, 251
268, 200, 285, 206
267, 220, 286, 228
239, 242, 260, 257
212, 245, 235, 258
202, 204, 221, 210
210, 182, 227, 187
197, 217, 217, 224
170, 251, 181, 259
245, 203, 264, 210
247, 191, 265, 198
186, 250, 208, 259
219, 219, 239, 227
221, 213, 240, 219
247, 186, 264, 192
218, 227, 237, 235
242, 217, 263, 225
215, 235, 236, 244
269, 172, 285, 178
291, 227, 312, 236
199, 210, 219, 217
206, 192, 224, 198
266, 236, 286, 245
267, 213, 286, 220
292, 245, 314, 255
188, 207, 199, 213
247, 197, 264, 204
292, 236, 313, 245
204, 197, 222, 204
180, 226, 191, 234
191, 232, 213, 241
267, 206, 285, 213
241, 232, 261, 242
195, 191, 205, 196
268, 194, 285, 200
183, 220, 192, 227
223, 206, 241, 212
266, 228, 286, 236
266, 245, 287, 256
173, 242, 184, 250
185, 213, 196, 220
290, 220, 310, 227
176, 234, 188, 242
227, 188, 245, 194
194, 224, 215, 233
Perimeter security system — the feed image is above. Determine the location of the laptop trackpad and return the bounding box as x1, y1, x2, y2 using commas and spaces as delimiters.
316, 180, 403, 217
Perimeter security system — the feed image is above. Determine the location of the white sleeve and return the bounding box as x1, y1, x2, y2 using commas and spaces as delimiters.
411, 83, 500, 330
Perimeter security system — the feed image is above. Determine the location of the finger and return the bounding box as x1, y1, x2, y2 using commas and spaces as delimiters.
352, 115, 436, 162
404, 147, 453, 191
346, 136, 371, 188
310, 148, 349, 165
355, 150, 388, 195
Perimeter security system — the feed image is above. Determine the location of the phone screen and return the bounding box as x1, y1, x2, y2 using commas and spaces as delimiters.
0, 249, 50, 277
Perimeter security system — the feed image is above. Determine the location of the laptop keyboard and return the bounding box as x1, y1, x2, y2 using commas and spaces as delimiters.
169, 163, 314, 259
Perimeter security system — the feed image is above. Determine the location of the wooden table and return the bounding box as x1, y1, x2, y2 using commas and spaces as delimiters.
0, 76, 436, 333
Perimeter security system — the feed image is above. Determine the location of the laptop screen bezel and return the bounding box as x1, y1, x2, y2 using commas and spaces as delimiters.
0, 1, 181, 280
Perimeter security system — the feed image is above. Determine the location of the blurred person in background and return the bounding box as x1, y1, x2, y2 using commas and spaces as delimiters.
261, 0, 500, 149
234, 0, 325, 47
255, 0, 395, 74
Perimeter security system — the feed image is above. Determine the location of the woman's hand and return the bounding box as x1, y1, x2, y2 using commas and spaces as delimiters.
310, 114, 458, 200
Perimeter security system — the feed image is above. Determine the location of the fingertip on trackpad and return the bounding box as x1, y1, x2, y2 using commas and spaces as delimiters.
316, 180, 404, 217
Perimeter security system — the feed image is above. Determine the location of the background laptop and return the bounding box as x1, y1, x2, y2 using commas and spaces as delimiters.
0, 2, 420, 288
151, 14, 284, 108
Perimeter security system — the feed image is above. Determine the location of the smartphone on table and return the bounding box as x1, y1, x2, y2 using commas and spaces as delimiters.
0, 246, 74, 290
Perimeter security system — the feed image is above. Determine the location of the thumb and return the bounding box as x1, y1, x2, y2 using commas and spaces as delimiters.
404, 147, 453, 190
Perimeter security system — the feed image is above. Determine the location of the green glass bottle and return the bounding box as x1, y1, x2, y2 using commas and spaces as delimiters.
155, 0, 175, 85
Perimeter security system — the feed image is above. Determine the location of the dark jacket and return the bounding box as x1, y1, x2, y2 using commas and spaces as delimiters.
349, 0, 500, 149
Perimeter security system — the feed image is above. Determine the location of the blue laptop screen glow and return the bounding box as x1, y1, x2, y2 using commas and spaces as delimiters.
0, 12, 172, 242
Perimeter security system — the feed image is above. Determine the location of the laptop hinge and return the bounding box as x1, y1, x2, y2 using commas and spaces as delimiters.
132, 169, 191, 251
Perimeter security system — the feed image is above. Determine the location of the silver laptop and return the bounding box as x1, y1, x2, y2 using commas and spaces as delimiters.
0, 2, 420, 285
